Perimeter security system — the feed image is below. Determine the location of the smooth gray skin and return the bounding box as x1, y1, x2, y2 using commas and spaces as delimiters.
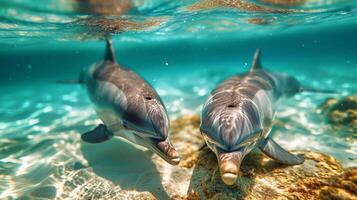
80, 40, 180, 165
200, 49, 305, 185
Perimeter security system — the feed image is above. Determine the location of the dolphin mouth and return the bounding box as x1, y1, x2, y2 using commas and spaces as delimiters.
132, 131, 180, 165
148, 138, 180, 165
123, 124, 180, 165
221, 172, 238, 186
218, 151, 243, 185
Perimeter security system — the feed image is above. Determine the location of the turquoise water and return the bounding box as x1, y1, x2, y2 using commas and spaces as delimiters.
0, 0, 357, 199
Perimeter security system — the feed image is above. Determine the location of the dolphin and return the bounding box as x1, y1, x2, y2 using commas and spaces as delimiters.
70, 40, 180, 165
200, 49, 333, 185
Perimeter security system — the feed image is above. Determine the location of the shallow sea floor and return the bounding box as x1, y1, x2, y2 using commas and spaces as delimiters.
0, 62, 356, 199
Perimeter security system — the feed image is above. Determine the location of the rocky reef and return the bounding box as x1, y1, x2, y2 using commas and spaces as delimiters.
320, 168, 357, 200
319, 94, 357, 135
59, 115, 355, 199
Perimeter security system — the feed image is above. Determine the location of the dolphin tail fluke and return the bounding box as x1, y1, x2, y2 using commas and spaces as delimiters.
81, 124, 113, 143
249, 48, 263, 74
105, 39, 116, 63
299, 87, 337, 94
259, 137, 305, 165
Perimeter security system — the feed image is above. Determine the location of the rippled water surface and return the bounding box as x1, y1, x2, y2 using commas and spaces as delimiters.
1, 0, 357, 43
0, 0, 356, 199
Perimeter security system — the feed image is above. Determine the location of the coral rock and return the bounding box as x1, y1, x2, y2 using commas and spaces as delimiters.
320, 167, 357, 200
319, 95, 357, 134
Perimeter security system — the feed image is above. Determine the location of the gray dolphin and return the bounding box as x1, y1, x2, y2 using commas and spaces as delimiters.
73, 40, 180, 165
200, 49, 332, 185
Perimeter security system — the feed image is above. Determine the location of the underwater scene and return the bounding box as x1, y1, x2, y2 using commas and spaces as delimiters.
0, 0, 356, 199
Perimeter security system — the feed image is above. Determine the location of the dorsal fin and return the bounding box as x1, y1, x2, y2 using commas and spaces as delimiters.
105, 39, 116, 63
249, 48, 262, 74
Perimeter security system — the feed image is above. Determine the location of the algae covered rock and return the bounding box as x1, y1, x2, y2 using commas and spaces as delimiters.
320, 168, 357, 200
319, 95, 357, 134
186, 148, 344, 200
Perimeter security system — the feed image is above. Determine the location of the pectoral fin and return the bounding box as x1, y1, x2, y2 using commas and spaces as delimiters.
81, 124, 113, 143
259, 137, 304, 165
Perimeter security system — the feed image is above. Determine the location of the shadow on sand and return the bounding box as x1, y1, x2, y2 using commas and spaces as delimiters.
81, 138, 170, 200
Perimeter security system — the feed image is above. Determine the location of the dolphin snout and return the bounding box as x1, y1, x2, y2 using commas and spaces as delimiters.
220, 161, 239, 185
218, 151, 243, 185
152, 139, 180, 165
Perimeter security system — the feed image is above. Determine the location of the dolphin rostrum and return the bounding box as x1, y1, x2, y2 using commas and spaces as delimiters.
71, 40, 180, 165
200, 49, 331, 185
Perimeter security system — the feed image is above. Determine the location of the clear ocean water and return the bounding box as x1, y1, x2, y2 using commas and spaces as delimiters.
0, 0, 356, 199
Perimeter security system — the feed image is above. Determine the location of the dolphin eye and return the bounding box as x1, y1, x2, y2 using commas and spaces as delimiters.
234, 140, 250, 150
202, 133, 228, 151
230, 139, 254, 152
231, 130, 262, 151
205, 138, 222, 153
122, 121, 128, 129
